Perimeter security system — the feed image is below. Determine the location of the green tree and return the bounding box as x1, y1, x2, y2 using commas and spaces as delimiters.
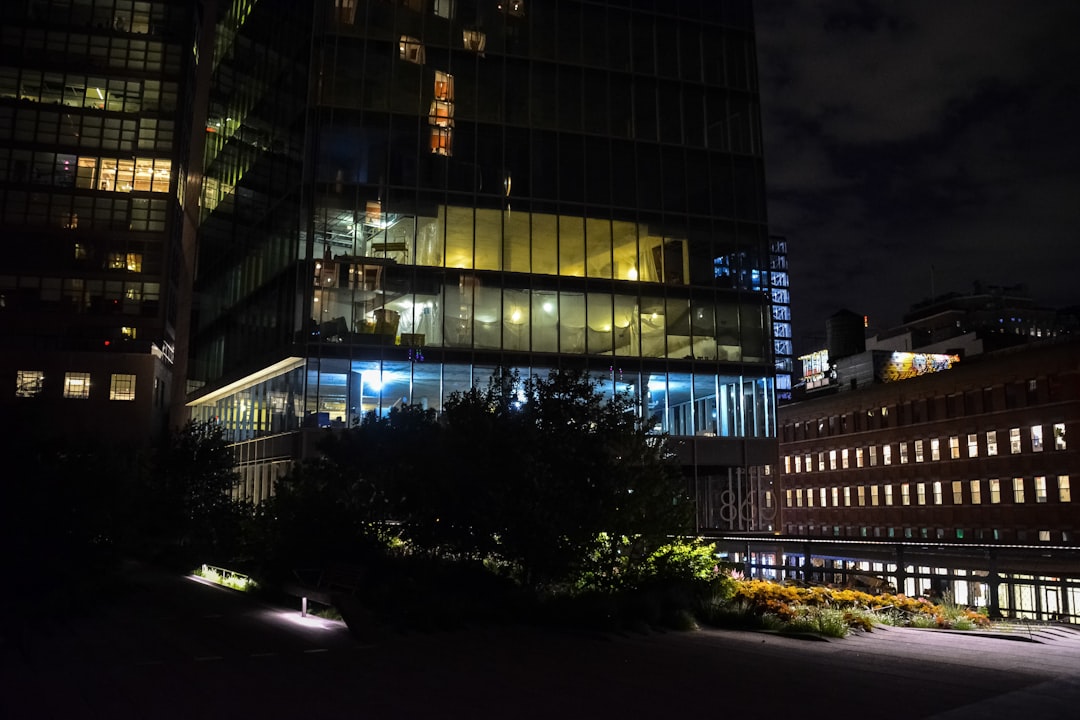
153, 420, 241, 559
437, 368, 693, 586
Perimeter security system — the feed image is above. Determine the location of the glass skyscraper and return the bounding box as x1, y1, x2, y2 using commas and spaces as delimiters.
0, 0, 200, 445
188, 0, 777, 528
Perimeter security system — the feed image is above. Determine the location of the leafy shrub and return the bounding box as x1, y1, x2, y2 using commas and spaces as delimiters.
714, 578, 991, 635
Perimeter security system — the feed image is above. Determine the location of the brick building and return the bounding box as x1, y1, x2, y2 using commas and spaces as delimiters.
777, 337, 1079, 544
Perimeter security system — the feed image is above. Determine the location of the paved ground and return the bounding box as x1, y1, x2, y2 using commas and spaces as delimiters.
4, 563, 1080, 719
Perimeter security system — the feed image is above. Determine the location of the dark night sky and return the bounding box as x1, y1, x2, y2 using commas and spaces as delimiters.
753, 1, 1080, 355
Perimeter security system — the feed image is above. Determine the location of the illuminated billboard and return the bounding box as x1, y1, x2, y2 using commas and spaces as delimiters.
875, 352, 959, 383
799, 349, 831, 389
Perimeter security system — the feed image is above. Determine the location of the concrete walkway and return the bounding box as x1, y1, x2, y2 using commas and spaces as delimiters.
3, 566, 1080, 718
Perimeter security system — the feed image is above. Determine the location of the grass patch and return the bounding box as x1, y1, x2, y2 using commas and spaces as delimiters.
194, 564, 257, 592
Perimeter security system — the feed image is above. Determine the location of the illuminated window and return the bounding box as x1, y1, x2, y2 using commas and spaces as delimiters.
1013, 477, 1025, 504
434, 71, 454, 101
952, 481, 963, 504
785, 490, 792, 507
857, 486, 865, 506
967, 433, 978, 458
783, 456, 791, 473
108, 253, 142, 272
899, 442, 909, 464
794, 455, 801, 473
1009, 428, 1021, 454
989, 478, 1000, 504
901, 483, 910, 506
884, 485, 893, 506
933, 481, 942, 505
882, 445, 892, 465
434, 0, 454, 18
795, 488, 803, 507
843, 487, 851, 506
1031, 425, 1043, 452
1034, 476, 1047, 503
986, 430, 998, 456
914, 439, 924, 462
856, 448, 864, 467
74, 243, 88, 259
121, 326, 137, 339
870, 485, 879, 506
806, 488, 813, 507
869, 446, 877, 466
462, 29, 486, 53
16, 370, 44, 397
827, 450, 835, 470
831, 487, 839, 506
805, 454, 812, 471
916, 483, 926, 505
1054, 423, 1066, 450
949, 436, 960, 459
109, 373, 136, 401
931, 438, 940, 461
970, 480, 982, 504
841, 448, 849, 469
399, 36, 425, 64
430, 127, 453, 156
64, 371, 91, 399
818, 452, 825, 470
1039, 530, 1051, 542
1059, 476, 1071, 502
429, 100, 454, 127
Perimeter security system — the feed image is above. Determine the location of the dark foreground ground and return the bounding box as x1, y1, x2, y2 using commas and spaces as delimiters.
4, 562, 1080, 719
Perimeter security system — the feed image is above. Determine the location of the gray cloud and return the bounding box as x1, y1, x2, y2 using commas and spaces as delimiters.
756, 0, 1080, 354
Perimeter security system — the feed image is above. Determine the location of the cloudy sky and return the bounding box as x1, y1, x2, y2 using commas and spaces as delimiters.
753, 1, 1080, 355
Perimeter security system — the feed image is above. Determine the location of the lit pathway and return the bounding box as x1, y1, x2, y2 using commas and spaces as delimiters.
3, 565, 1080, 718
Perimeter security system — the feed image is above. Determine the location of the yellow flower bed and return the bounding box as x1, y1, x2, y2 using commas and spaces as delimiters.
731, 578, 990, 629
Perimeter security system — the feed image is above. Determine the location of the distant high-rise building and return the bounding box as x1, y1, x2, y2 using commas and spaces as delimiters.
0, 0, 201, 445
185, 0, 778, 529
769, 235, 792, 401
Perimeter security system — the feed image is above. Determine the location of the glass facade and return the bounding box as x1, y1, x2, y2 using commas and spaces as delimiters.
0, 0, 197, 444
189, 0, 775, 504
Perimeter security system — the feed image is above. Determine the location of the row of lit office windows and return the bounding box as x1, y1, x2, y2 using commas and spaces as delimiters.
0, 67, 178, 114
786, 525, 1070, 544
784, 475, 1072, 509
783, 425, 1067, 474
15, 370, 135, 401
0, 150, 173, 193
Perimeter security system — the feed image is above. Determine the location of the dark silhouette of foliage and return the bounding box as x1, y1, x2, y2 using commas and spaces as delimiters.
149, 420, 242, 561
277, 368, 694, 587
